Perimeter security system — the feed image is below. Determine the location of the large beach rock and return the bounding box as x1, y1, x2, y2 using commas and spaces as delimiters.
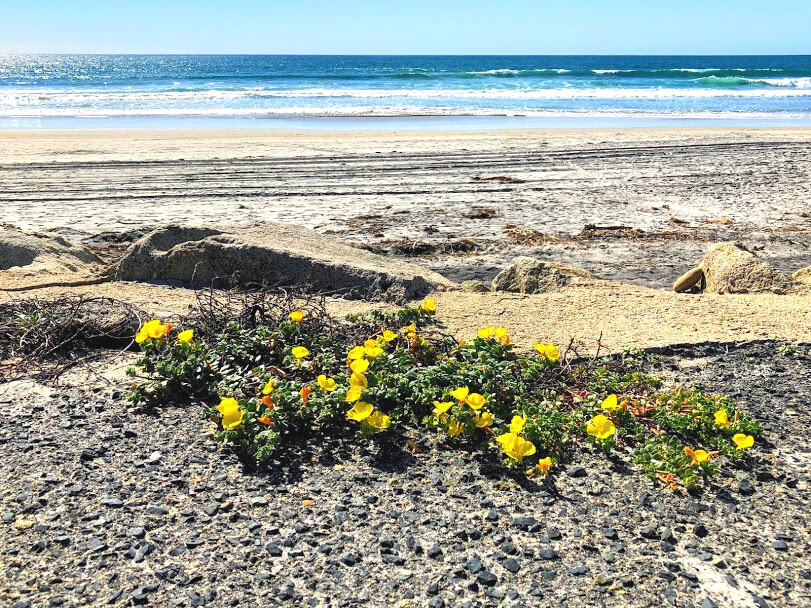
0, 227, 102, 276
700, 242, 796, 294
793, 266, 811, 285
106, 223, 453, 301
491, 256, 592, 294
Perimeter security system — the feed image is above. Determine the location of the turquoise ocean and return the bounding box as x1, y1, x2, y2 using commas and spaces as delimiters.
1, 55, 811, 128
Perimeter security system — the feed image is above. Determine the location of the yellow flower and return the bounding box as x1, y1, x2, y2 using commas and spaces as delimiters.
262, 379, 275, 395
291, 346, 310, 360
345, 385, 363, 402
349, 359, 370, 374
494, 327, 510, 345
366, 410, 391, 430
364, 345, 384, 358
714, 409, 730, 428
217, 397, 240, 414
535, 457, 553, 476
509, 414, 527, 434
346, 401, 373, 421
382, 330, 398, 343
496, 432, 517, 448
586, 414, 616, 440
422, 298, 437, 313
732, 433, 754, 450
347, 346, 365, 360
289, 310, 304, 324
601, 394, 619, 412
433, 401, 454, 415
533, 343, 561, 362
497, 432, 536, 462
317, 375, 336, 392
466, 393, 486, 411
401, 324, 417, 335
683, 446, 718, 464
177, 329, 194, 343
217, 397, 243, 430
474, 411, 494, 428
477, 327, 496, 340
451, 386, 470, 402
447, 418, 464, 438
135, 319, 170, 343
350, 372, 368, 388
221, 407, 244, 430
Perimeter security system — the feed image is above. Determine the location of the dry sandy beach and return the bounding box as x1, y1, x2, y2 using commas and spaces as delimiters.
2, 127, 810, 288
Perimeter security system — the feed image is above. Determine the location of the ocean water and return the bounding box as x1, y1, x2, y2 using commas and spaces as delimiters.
1, 55, 811, 128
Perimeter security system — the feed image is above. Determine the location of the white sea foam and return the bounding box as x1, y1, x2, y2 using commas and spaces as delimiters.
2, 86, 811, 108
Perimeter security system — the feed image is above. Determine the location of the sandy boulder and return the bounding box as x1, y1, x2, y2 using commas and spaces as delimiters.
491, 256, 592, 294
0, 227, 102, 277
106, 223, 454, 301
793, 266, 811, 285
700, 242, 796, 294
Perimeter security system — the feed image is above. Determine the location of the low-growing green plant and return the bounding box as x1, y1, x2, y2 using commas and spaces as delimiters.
127, 300, 760, 490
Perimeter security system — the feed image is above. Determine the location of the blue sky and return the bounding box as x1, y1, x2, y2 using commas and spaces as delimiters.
1, 0, 809, 55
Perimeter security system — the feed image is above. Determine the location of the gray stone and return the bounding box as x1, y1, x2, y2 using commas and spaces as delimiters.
106, 223, 453, 301
0, 227, 101, 274
460, 279, 489, 293
491, 256, 592, 294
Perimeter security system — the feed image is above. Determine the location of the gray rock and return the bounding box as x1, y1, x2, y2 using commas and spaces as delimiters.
0, 227, 101, 274
106, 223, 453, 301
460, 279, 489, 293
491, 256, 592, 294
700, 242, 797, 294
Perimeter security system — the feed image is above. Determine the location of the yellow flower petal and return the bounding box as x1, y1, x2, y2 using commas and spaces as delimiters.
474, 411, 493, 428
177, 329, 194, 343
601, 394, 618, 412
533, 343, 560, 362
217, 397, 240, 415
586, 414, 616, 440
466, 393, 486, 411
221, 407, 244, 430
317, 375, 336, 392
347, 346, 365, 360
289, 310, 304, 324
433, 401, 454, 414
345, 386, 363, 402
422, 298, 437, 313
732, 433, 754, 450
450, 386, 469, 402
536, 457, 553, 476
349, 372, 368, 388
364, 346, 383, 358
477, 327, 496, 340
346, 401, 374, 421
366, 410, 391, 430
291, 346, 310, 359
714, 409, 730, 428
509, 414, 527, 434
262, 380, 275, 395
349, 359, 370, 374
382, 330, 398, 343
447, 418, 464, 438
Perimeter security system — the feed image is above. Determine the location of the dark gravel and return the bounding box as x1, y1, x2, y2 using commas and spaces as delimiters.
1, 342, 809, 607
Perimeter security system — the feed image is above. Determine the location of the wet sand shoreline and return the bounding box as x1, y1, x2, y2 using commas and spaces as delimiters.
2, 127, 810, 288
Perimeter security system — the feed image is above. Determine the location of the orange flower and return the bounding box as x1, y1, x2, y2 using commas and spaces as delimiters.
260, 396, 274, 410
257, 415, 272, 425
300, 386, 312, 403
